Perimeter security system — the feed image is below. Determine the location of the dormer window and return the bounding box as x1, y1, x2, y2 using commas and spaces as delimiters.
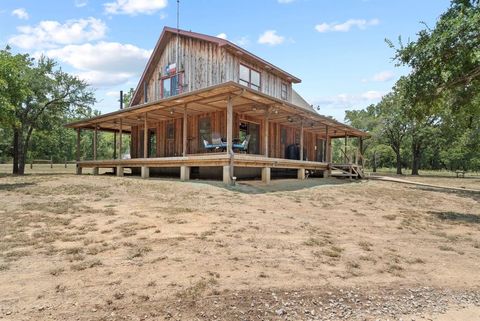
239, 64, 261, 91
281, 83, 288, 100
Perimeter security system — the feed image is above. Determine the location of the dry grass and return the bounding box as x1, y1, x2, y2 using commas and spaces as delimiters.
0, 173, 479, 320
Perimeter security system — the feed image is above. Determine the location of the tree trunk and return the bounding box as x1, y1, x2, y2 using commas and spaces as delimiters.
12, 128, 19, 174
372, 151, 377, 172
411, 141, 421, 176
18, 140, 26, 175
395, 151, 403, 175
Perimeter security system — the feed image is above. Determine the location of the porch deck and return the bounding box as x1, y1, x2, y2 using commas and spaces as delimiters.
76, 153, 331, 183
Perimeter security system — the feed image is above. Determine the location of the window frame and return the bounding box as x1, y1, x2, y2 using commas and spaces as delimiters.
281, 82, 288, 100
160, 72, 183, 98
239, 63, 261, 91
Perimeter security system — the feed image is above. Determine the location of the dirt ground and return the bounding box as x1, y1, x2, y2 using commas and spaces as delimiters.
0, 166, 479, 320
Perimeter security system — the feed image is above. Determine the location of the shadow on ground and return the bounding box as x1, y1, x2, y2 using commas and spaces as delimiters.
0, 182, 36, 191
430, 211, 480, 224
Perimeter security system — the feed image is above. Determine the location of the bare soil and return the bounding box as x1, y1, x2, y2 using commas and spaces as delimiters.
0, 168, 479, 320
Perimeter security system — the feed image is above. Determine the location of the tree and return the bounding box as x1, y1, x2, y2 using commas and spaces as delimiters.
122, 88, 135, 107
0, 48, 95, 174
389, 0, 480, 110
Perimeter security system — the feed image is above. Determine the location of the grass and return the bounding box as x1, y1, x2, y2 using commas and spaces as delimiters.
70, 259, 102, 271
321, 246, 344, 258
127, 245, 152, 259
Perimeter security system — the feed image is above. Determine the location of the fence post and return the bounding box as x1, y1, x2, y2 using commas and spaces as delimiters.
30, 160, 33, 169
65, 158, 67, 168
50, 157, 53, 168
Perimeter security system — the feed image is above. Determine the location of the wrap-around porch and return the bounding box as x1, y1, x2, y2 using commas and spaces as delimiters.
67, 82, 367, 184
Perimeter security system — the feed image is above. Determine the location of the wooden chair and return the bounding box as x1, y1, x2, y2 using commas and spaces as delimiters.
233, 135, 250, 153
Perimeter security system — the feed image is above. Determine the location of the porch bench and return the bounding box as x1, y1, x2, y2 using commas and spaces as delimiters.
455, 170, 466, 178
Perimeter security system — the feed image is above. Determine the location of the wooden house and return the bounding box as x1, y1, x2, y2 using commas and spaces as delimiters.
66, 27, 367, 183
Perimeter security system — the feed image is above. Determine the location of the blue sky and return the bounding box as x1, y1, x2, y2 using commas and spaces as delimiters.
0, 0, 451, 121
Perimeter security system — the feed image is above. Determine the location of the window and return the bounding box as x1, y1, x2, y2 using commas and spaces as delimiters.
161, 73, 182, 98
239, 64, 261, 91
281, 83, 288, 100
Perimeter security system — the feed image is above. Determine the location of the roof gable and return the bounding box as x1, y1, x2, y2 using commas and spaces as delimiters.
130, 26, 301, 106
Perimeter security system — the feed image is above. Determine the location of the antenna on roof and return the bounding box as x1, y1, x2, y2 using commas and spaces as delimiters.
176, 0, 180, 67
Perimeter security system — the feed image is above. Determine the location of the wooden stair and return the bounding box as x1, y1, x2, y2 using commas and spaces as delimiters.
330, 164, 365, 179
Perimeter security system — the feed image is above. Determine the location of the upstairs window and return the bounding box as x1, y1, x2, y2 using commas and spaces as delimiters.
239, 64, 261, 91
281, 83, 288, 100
161, 73, 182, 98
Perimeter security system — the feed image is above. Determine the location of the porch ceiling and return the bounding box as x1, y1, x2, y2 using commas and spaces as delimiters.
65, 81, 368, 138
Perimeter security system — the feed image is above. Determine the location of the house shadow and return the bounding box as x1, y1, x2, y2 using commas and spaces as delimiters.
429, 211, 480, 224
203, 177, 362, 194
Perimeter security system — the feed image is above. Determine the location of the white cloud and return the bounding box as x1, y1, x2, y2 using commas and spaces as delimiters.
104, 0, 168, 15
315, 18, 379, 33
258, 30, 285, 46
372, 70, 394, 82
8, 17, 107, 49
216, 33, 227, 40
235, 36, 249, 47
106, 90, 120, 97
278, 0, 295, 3
74, 0, 88, 7
361, 90, 383, 100
11, 8, 29, 20
44, 41, 151, 87
314, 90, 384, 109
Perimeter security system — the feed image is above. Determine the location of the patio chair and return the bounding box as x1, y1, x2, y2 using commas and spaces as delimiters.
233, 135, 250, 153
203, 139, 217, 152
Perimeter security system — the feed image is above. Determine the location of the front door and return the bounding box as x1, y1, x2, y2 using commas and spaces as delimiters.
165, 121, 175, 157
239, 121, 260, 154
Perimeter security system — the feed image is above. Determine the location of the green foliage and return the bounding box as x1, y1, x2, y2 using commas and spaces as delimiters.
0, 47, 96, 173
347, 1, 480, 174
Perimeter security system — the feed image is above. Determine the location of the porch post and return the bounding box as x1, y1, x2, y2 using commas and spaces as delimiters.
117, 118, 124, 177
264, 109, 269, 157
325, 131, 332, 178
344, 132, 348, 164
224, 96, 233, 184
359, 137, 363, 166
118, 118, 123, 160
93, 125, 97, 161
182, 105, 187, 157
141, 112, 149, 178
76, 128, 82, 175
113, 130, 117, 159
324, 125, 328, 162
143, 113, 148, 158
93, 125, 98, 175
299, 120, 304, 161
298, 120, 305, 180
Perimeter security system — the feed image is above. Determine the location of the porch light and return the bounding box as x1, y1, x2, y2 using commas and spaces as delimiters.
170, 108, 175, 115
252, 106, 257, 111
287, 116, 293, 122
274, 109, 279, 114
